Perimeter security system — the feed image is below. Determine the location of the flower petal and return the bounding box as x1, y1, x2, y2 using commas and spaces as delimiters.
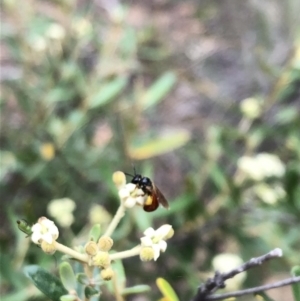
141, 236, 153, 247
159, 240, 167, 252
31, 223, 41, 233
31, 232, 42, 244
155, 225, 172, 240
152, 244, 161, 261
124, 197, 136, 208
118, 188, 130, 200
136, 196, 146, 206
126, 183, 137, 193
43, 232, 53, 244
144, 227, 155, 237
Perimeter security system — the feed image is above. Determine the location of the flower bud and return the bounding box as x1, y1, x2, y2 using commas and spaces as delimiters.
93, 251, 111, 268
98, 236, 113, 251
101, 267, 114, 281
165, 228, 174, 240
140, 247, 155, 262
85, 241, 98, 256
112, 171, 126, 188
41, 241, 57, 254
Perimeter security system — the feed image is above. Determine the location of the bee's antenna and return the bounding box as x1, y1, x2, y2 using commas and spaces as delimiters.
125, 163, 137, 178
124, 172, 134, 177
133, 164, 137, 175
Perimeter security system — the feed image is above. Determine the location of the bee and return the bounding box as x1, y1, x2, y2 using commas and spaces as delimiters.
125, 170, 169, 212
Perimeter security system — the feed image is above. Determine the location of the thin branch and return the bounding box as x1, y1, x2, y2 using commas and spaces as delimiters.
221, 248, 283, 281
205, 276, 300, 300
104, 205, 126, 237
193, 248, 284, 301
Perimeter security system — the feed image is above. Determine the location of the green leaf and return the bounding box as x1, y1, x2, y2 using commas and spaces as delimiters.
107, 259, 126, 293
291, 266, 300, 301
275, 107, 299, 124
132, 209, 152, 231
1, 288, 43, 301
24, 265, 68, 301
89, 224, 101, 241
122, 284, 151, 295
76, 273, 89, 285
141, 72, 177, 110
46, 87, 75, 103
209, 163, 228, 192
88, 77, 128, 108
59, 262, 76, 291
152, 194, 195, 218
129, 129, 190, 160
60, 295, 77, 301
156, 278, 179, 301
0, 151, 17, 181
84, 286, 99, 298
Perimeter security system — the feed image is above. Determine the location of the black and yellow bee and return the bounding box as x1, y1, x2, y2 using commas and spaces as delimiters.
126, 171, 169, 212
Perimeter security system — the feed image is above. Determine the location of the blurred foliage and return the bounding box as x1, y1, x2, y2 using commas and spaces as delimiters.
1, 0, 300, 300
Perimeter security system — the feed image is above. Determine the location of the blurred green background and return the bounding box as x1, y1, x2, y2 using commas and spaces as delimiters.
1, 0, 300, 300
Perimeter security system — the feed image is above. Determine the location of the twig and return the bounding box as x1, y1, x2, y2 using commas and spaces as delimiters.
104, 205, 126, 237
204, 276, 300, 300
193, 248, 285, 301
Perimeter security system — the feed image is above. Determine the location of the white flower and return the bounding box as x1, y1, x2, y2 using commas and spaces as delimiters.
71, 18, 92, 37
118, 183, 146, 208
46, 23, 66, 40
47, 198, 76, 227
254, 183, 286, 205
30, 36, 47, 52
240, 97, 262, 119
140, 225, 174, 261
212, 253, 246, 291
237, 153, 285, 181
89, 204, 112, 224
31, 217, 59, 244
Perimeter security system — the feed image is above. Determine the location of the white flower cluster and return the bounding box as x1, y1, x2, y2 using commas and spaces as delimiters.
118, 183, 146, 208
113, 171, 147, 208
31, 217, 59, 244
47, 198, 76, 227
140, 225, 174, 261
237, 153, 285, 181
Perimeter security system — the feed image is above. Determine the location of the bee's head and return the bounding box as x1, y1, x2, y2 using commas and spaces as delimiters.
131, 174, 143, 185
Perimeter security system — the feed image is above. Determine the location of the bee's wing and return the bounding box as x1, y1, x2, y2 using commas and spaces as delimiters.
153, 185, 169, 209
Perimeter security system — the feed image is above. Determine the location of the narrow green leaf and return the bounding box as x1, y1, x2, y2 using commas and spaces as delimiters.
89, 224, 101, 241
46, 87, 75, 103
88, 77, 128, 108
141, 72, 177, 110
133, 209, 152, 232
59, 262, 76, 291
24, 265, 68, 301
156, 278, 179, 301
209, 163, 228, 192
122, 284, 151, 295
107, 259, 126, 293
129, 129, 190, 160
291, 266, 300, 301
